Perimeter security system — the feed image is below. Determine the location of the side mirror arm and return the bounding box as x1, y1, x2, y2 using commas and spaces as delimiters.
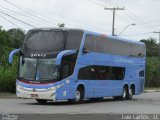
9, 49, 21, 64
56, 50, 77, 65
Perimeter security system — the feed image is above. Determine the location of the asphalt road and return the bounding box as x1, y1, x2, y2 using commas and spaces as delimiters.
0, 92, 160, 115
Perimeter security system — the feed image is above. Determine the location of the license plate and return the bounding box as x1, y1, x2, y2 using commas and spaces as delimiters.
30, 94, 38, 98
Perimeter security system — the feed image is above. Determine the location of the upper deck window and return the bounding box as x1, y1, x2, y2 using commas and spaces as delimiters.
23, 29, 83, 58
84, 34, 145, 57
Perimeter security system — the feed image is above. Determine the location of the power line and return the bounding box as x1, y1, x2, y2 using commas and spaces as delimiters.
121, 32, 153, 36
87, 0, 159, 39
90, 0, 131, 23
0, 10, 37, 28
108, 0, 156, 28
98, 0, 155, 30
136, 19, 160, 25
31, 0, 110, 32
3, 0, 57, 27
0, 5, 54, 27
93, 0, 131, 22
4, 0, 111, 31
104, 7, 125, 36
0, 14, 24, 30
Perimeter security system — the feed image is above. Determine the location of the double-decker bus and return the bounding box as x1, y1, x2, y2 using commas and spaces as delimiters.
9, 28, 146, 104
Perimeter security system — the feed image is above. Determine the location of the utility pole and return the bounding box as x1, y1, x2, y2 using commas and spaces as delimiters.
153, 31, 160, 57
104, 7, 125, 36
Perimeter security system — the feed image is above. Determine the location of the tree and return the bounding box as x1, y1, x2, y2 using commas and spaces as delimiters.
0, 28, 25, 67
0, 28, 10, 48
7, 28, 25, 48
140, 37, 159, 57
146, 57, 160, 87
58, 23, 65, 27
0, 28, 11, 67
140, 37, 160, 87
0, 27, 11, 55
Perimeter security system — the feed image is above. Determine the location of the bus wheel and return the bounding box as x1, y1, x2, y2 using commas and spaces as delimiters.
121, 86, 127, 100
36, 99, 47, 104
75, 87, 84, 104
127, 87, 133, 100
69, 87, 84, 104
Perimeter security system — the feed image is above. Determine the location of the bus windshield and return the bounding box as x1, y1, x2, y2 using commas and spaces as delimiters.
19, 57, 58, 81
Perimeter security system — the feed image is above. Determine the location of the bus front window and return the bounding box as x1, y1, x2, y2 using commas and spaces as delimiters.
37, 59, 58, 80
19, 57, 58, 81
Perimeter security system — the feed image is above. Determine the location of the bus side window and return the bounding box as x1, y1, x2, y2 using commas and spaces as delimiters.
95, 66, 106, 80
78, 65, 125, 80
78, 66, 92, 80
107, 67, 114, 80
112, 67, 125, 80
139, 70, 144, 77
61, 64, 70, 79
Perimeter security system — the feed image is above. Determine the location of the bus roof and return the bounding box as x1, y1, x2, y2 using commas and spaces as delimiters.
29, 28, 144, 46
83, 30, 145, 46
23, 28, 145, 58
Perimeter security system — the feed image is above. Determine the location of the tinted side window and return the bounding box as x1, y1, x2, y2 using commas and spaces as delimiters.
112, 67, 125, 80
84, 34, 145, 57
61, 64, 70, 79
78, 65, 125, 80
139, 70, 144, 77
78, 66, 97, 80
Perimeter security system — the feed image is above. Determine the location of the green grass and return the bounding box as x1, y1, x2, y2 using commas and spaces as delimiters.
144, 87, 160, 92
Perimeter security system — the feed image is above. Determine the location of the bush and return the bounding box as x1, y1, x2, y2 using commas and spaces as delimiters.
0, 56, 18, 93
145, 57, 160, 87
0, 67, 17, 92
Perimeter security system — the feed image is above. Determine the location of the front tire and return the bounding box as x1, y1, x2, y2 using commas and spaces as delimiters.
68, 87, 84, 104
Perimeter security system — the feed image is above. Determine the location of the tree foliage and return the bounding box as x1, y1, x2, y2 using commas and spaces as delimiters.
0, 27, 25, 92
140, 37, 159, 57
7, 28, 25, 48
141, 37, 160, 87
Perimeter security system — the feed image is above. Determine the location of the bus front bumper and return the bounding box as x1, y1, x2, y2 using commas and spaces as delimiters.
16, 84, 56, 101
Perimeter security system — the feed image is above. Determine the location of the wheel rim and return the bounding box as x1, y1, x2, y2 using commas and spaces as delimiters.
75, 90, 81, 101
129, 88, 133, 97
123, 88, 127, 98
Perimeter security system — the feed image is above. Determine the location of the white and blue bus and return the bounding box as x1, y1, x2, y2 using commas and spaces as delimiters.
9, 28, 146, 104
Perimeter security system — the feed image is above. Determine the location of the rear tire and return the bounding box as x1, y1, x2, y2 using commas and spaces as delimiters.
127, 87, 133, 100
121, 86, 127, 100
36, 99, 47, 104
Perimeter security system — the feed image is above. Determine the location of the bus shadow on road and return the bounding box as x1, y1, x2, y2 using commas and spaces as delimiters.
24, 97, 136, 106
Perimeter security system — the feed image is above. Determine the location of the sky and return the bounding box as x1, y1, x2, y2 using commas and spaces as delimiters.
0, 0, 160, 42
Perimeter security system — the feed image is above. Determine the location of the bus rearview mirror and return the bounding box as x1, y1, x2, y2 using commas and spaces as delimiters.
9, 49, 21, 64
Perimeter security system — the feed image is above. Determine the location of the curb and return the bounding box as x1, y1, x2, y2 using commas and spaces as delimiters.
144, 89, 160, 93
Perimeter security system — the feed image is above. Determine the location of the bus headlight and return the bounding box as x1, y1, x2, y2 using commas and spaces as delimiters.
48, 86, 56, 91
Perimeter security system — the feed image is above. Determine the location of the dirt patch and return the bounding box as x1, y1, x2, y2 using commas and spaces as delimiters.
0, 92, 17, 99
